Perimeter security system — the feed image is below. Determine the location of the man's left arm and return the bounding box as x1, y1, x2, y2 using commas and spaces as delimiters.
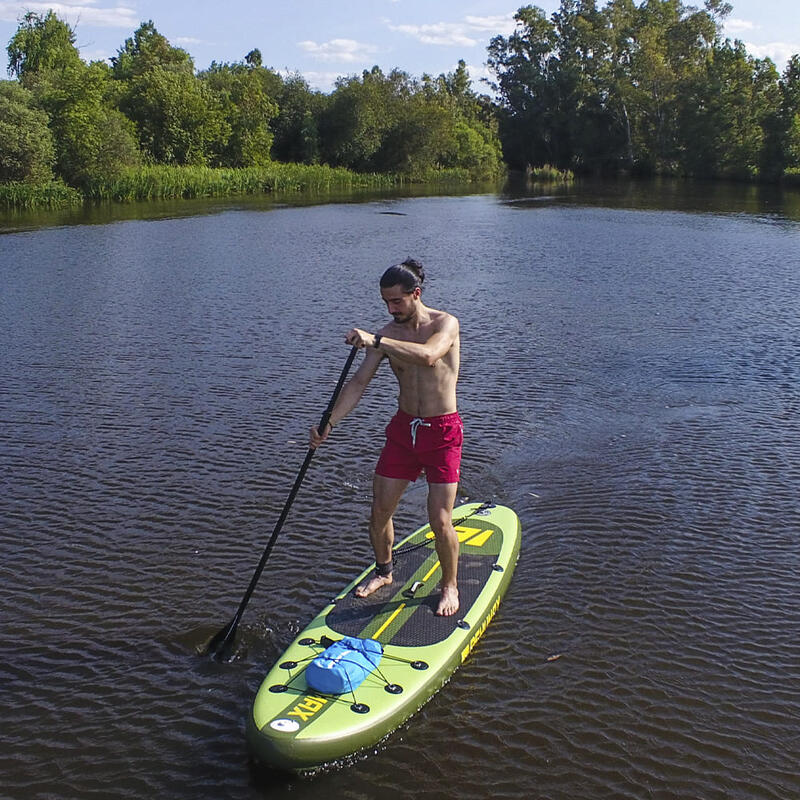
353, 315, 458, 367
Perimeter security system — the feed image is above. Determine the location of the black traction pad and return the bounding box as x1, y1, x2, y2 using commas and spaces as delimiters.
326, 546, 496, 647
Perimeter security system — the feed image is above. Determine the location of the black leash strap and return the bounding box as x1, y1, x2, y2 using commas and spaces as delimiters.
390, 500, 495, 562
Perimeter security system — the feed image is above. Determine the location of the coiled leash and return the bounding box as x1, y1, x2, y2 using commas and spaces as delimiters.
386, 499, 495, 565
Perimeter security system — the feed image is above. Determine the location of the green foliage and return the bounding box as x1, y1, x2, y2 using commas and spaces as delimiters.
199, 61, 279, 167
780, 57, 800, 171
270, 73, 325, 164
245, 49, 262, 68
30, 61, 141, 185
0, 81, 55, 183
490, 1, 799, 179
318, 64, 504, 179
681, 42, 780, 178
122, 66, 230, 165
7, 11, 81, 79
0, 179, 80, 209
4, 4, 800, 205
82, 163, 397, 202
3, 10, 503, 203
527, 164, 574, 181
110, 23, 226, 166
111, 21, 193, 80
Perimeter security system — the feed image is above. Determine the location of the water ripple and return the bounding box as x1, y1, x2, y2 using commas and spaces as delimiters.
2, 195, 799, 799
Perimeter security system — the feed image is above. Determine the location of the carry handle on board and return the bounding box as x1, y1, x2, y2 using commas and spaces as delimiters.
203, 345, 359, 661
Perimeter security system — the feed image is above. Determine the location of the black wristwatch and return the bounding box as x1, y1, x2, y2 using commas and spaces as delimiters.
373, 335, 382, 349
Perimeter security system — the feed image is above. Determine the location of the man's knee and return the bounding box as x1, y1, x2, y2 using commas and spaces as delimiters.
370, 499, 395, 528
429, 509, 455, 537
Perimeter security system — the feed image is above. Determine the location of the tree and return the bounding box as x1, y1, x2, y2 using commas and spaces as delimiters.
679, 41, 781, 178
245, 48, 262, 68
488, 5, 566, 169
111, 21, 193, 80
265, 73, 323, 163
420, 61, 505, 177
28, 60, 141, 185
7, 11, 81, 79
780, 56, 800, 171
488, 1, 732, 175
375, 95, 456, 174
6, 11, 140, 186
200, 61, 279, 167
0, 80, 55, 183
122, 66, 229, 165
318, 66, 409, 170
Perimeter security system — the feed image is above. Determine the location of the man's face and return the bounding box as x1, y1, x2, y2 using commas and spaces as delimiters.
381, 284, 420, 323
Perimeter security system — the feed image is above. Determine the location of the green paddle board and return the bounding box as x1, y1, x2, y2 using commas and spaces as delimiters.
246, 501, 521, 771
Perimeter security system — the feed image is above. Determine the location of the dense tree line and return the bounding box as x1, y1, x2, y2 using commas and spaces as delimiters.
2, 4, 799, 196
488, 0, 800, 179
1, 12, 503, 191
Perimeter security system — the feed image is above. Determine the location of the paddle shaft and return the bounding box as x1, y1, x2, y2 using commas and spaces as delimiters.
206, 345, 358, 657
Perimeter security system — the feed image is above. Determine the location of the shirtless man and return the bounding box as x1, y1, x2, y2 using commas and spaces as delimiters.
310, 258, 462, 616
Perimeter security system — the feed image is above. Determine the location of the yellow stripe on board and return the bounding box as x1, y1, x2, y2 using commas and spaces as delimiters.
373, 602, 407, 639
422, 560, 441, 582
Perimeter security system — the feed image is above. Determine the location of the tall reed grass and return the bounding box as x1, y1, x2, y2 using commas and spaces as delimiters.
0, 181, 82, 210
83, 163, 399, 202
1, 162, 500, 210
527, 164, 574, 182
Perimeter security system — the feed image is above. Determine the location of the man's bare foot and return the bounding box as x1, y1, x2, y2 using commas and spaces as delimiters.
355, 574, 392, 598
436, 584, 459, 616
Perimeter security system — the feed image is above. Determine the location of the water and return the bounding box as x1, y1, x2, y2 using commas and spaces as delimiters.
1, 181, 799, 799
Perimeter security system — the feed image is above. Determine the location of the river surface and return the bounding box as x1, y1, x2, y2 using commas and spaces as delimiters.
1, 180, 799, 799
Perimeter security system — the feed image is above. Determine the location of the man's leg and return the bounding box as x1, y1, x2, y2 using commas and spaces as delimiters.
427, 482, 460, 616
355, 474, 408, 598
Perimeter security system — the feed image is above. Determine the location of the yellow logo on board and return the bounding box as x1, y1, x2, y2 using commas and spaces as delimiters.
287, 695, 328, 723
426, 526, 494, 547
460, 596, 501, 662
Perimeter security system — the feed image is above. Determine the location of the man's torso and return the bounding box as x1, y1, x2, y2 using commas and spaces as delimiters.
382, 308, 459, 418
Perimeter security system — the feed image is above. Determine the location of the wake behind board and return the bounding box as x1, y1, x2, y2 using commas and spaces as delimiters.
246, 502, 521, 771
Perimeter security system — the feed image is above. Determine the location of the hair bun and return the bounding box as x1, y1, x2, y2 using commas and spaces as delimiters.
401, 258, 425, 285
380, 258, 425, 292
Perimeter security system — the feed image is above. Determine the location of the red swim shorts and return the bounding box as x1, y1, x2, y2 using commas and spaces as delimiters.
375, 410, 463, 484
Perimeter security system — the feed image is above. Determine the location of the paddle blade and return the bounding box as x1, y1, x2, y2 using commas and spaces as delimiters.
202, 617, 239, 661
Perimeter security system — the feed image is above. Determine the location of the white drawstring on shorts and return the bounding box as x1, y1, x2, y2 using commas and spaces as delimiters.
409, 417, 431, 448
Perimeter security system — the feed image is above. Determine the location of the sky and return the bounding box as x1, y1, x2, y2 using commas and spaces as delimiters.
1, 0, 798, 92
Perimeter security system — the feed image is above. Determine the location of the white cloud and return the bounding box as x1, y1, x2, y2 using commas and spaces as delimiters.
174, 36, 205, 45
388, 22, 477, 47
296, 69, 346, 92
298, 38, 378, 63
724, 18, 757, 34
464, 14, 517, 36
388, 13, 517, 47
744, 40, 799, 69
0, 1, 138, 28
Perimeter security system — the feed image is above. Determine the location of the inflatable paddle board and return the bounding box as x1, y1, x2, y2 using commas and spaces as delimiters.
246, 502, 520, 771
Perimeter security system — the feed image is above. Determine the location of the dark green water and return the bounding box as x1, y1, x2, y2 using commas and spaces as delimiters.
1, 180, 799, 799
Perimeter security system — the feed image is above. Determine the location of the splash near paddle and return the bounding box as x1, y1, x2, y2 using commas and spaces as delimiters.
246, 502, 520, 771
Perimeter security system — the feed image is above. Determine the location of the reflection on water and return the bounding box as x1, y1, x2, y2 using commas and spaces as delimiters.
3, 177, 800, 236
1, 183, 799, 799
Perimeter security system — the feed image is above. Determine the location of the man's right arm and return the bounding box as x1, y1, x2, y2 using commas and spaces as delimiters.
309, 347, 383, 448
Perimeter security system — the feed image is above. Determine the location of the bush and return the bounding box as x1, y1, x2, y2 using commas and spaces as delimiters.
0, 180, 81, 209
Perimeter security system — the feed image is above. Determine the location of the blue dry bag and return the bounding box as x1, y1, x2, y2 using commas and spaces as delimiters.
305, 636, 383, 695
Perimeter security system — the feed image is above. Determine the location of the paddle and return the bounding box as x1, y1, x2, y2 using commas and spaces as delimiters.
204, 345, 359, 660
